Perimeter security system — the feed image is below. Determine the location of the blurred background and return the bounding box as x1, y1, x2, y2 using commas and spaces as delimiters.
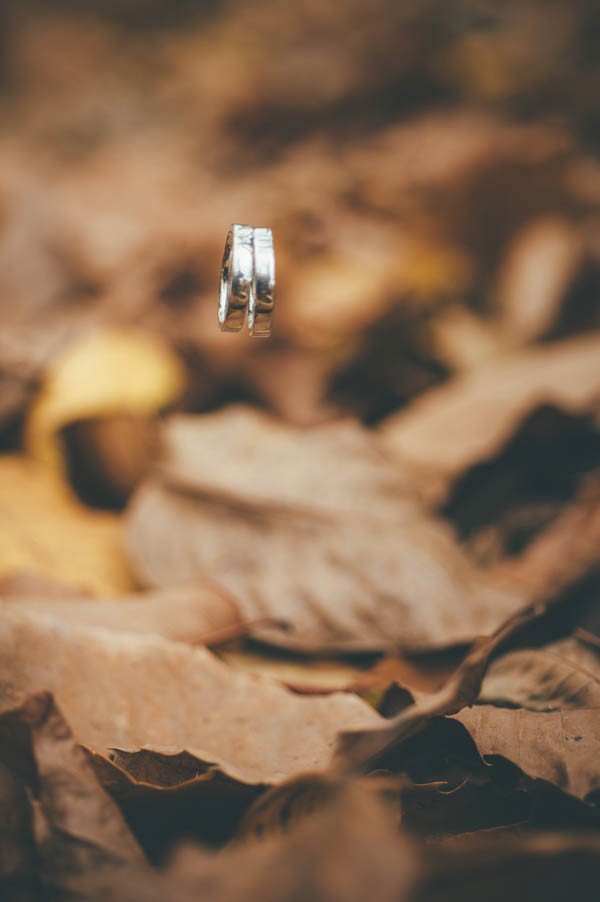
0, 0, 599, 513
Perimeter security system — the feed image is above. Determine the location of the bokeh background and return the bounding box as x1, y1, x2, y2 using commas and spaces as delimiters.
0, 0, 599, 510
1, 2, 600, 880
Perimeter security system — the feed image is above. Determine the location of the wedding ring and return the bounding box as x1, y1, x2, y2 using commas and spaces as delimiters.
249, 227, 275, 338
218, 224, 254, 332
218, 224, 275, 336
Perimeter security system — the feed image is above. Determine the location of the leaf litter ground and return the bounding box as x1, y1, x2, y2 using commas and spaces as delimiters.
0, 1, 599, 898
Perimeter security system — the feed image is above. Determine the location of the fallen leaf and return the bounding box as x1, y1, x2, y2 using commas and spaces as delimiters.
453, 706, 600, 802
429, 304, 507, 373
125, 406, 522, 652
223, 649, 461, 701
380, 333, 600, 506
417, 831, 600, 902
0, 760, 36, 890
367, 651, 463, 697
333, 602, 556, 772
397, 776, 531, 837
0, 606, 379, 789
90, 781, 420, 902
238, 772, 361, 839
61, 412, 159, 508
0, 692, 143, 895
90, 751, 264, 857
240, 771, 530, 843
332, 489, 600, 801
491, 477, 600, 602
245, 346, 341, 427
327, 306, 451, 424
24, 329, 185, 475
0, 570, 86, 598
1, 583, 242, 647
480, 637, 600, 710
496, 217, 583, 344
220, 649, 370, 694
440, 406, 600, 565
0, 456, 134, 594
43, 778, 600, 902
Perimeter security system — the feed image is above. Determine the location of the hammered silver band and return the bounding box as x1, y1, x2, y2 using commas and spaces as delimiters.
219, 224, 274, 337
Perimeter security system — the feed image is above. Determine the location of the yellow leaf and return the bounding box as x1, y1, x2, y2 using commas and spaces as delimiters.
25, 330, 185, 471
0, 456, 134, 595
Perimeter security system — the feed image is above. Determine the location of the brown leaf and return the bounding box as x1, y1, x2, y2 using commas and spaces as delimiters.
89, 781, 420, 902
398, 777, 531, 837
453, 705, 600, 801
366, 651, 464, 697
0, 760, 36, 889
380, 333, 600, 507
496, 217, 583, 344
0, 607, 379, 789
240, 418, 600, 805
333, 603, 552, 772
240, 771, 530, 843
1, 583, 242, 647
417, 831, 600, 902
220, 649, 371, 694
480, 637, 600, 711
244, 346, 341, 427
0, 570, 87, 598
0, 692, 143, 894
61, 412, 159, 508
492, 477, 600, 602
48, 781, 600, 902
125, 407, 522, 653
89, 750, 263, 856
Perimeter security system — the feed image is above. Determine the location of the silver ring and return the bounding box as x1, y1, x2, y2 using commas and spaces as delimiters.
218, 224, 254, 332
249, 227, 275, 338
218, 224, 275, 336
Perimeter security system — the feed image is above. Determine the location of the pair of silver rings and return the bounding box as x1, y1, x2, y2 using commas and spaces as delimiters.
218, 224, 275, 337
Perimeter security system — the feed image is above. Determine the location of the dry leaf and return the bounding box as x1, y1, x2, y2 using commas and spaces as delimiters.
333, 602, 554, 772
496, 217, 583, 344
397, 776, 531, 838
25, 329, 185, 474
0, 760, 36, 890
61, 412, 159, 508
88, 781, 420, 902
380, 333, 600, 506
480, 637, 600, 710
0, 692, 143, 895
491, 477, 600, 602
0, 570, 88, 599
453, 706, 600, 802
244, 346, 341, 427
439, 405, 600, 567
0, 456, 134, 594
125, 406, 522, 652
332, 601, 600, 801
220, 649, 370, 694
0, 607, 379, 789
1, 583, 242, 647
44, 778, 600, 902
221, 649, 461, 698
240, 771, 529, 843
367, 652, 463, 697
418, 831, 600, 902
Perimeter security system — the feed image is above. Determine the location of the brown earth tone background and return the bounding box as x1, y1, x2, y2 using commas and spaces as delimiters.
0, 2, 599, 899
